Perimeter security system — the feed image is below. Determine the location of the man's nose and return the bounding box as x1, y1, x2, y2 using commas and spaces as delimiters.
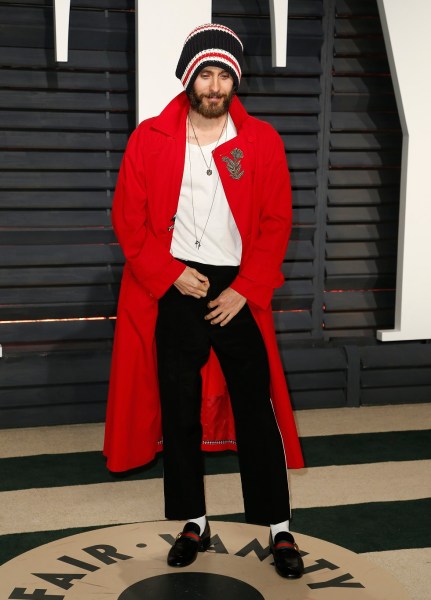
209, 76, 220, 92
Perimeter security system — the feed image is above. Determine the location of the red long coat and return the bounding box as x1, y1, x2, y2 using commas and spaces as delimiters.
103, 92, 304, 472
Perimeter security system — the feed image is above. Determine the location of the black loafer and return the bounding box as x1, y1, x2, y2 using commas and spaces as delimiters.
270, 531, 304, 579
167, 521, 211, 567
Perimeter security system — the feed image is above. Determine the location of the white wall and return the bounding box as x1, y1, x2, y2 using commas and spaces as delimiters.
135, 0, 211, 122
377, 1, 431, 341
54, 0, 71, 62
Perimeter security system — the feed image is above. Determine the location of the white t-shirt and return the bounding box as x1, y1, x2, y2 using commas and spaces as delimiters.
170, 114, 242, 265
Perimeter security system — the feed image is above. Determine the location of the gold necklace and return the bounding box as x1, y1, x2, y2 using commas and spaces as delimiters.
188, 114, 228, 176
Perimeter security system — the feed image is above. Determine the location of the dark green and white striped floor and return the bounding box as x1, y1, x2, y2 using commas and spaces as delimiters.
1, 404, 430, 599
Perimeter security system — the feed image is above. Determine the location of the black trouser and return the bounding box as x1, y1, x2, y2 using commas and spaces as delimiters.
155, 261, 290, 526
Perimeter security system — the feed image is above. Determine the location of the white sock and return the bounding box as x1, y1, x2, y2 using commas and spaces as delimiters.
270, 520, 290, 539
187, 515, 207, 535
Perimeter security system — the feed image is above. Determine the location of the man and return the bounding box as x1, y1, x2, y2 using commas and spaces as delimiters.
104, 23, 305, 579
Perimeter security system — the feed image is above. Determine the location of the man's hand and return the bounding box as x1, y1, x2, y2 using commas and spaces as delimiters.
174, 266, 210, 298
205, 287, 246, 326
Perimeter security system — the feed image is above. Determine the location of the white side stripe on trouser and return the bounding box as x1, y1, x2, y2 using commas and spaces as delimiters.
269, 397, 292, 520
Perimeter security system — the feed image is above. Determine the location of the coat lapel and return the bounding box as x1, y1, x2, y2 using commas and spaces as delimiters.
214, 128, 256, 242
145, 94, 190, 241
213, 95, 257, 243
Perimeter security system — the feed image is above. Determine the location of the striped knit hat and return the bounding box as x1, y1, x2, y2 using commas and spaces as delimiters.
176, 24, 244, 93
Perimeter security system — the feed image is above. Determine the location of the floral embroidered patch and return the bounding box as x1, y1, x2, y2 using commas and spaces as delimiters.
222, 148, 244, 180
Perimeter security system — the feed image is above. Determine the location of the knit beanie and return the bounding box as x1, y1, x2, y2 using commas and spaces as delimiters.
176, 24, 244, 93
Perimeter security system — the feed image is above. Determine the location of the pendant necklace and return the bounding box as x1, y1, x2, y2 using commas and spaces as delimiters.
188, 119, 228, 250
188, 114, 228, 176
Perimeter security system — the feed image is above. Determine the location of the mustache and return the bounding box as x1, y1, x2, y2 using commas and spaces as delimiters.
202, 93, 226, 99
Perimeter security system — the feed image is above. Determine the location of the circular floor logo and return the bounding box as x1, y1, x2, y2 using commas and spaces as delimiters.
119, 572, 264, 599
0, 521, 410, 599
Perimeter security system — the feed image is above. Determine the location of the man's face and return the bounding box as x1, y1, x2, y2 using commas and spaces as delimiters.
189, 66, 235, 118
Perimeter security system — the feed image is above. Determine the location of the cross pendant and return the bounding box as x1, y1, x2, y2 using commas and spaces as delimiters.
195, 240, 201, 249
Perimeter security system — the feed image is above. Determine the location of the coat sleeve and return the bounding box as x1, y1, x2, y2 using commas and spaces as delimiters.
230, 128, 292, 309
112, 126, 185, 298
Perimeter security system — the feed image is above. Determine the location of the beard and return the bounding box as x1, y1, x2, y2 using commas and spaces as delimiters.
188, 87, 235, 118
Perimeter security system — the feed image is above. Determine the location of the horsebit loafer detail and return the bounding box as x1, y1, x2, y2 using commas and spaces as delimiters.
167, 521, 211, 567
270, 531, 305, 579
